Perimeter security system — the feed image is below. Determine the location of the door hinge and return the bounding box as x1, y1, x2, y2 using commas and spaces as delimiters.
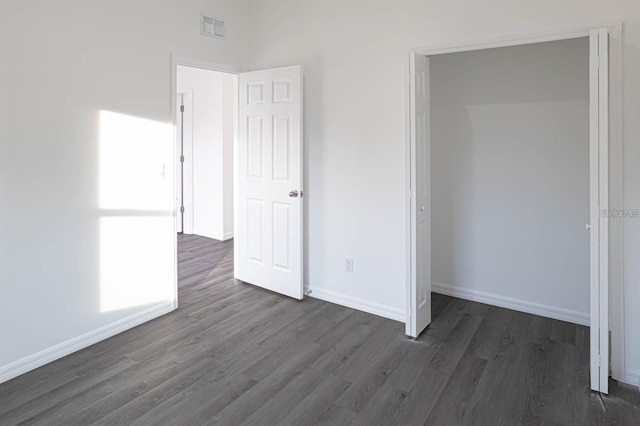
180, 206, 185, 214
180, 155, 185, 163
180, 105, 185, 112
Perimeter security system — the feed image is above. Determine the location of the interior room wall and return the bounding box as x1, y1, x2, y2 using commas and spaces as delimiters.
0, 0, 250, 383
248, 0, 640, 386
1, 0, 640, 389
177, 66, 225, 240
430, 38, 590, 324
177, 66, 234, 241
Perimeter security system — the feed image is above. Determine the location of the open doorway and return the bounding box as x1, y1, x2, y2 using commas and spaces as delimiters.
173, 64, 238, 313
170, 58, 306, 310
176, 65, 236, 241
429, 37, 591, 328
406, 27, 617, 394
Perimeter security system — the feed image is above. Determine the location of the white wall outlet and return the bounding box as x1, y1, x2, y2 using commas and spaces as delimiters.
345, 257, 354, 273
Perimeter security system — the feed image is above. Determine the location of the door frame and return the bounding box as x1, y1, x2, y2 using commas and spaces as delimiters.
170, 55, 240, 309
405, 23, 623, 392
176, 88, 195, 234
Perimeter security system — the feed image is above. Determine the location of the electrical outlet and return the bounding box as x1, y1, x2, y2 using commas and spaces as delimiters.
345, 257, 354, 273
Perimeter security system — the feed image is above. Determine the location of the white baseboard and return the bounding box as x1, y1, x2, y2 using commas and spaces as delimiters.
308, 288, 405, 322
432, 282, 590, 326
197, 232, 233, 242
0, 300, 175, 385
624, 369, 640, 388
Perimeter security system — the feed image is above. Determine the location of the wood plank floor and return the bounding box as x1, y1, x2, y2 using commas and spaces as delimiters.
1, 234, 638, 425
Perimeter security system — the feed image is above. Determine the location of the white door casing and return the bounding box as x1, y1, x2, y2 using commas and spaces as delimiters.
589, 27, 609, 394
407, 53, 432, 337
406, 26, 613, 392
235, 66, 304, 300
176, 90, 194, 234
176, 93, 185, 233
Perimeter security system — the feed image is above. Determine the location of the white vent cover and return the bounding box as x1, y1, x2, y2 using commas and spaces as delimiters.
201, 14, 225, 39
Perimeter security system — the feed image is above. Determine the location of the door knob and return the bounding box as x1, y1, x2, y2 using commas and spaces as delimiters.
289, 189, 299, 198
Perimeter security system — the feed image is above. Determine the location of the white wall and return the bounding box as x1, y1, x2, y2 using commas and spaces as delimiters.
248, 0, 640, 385
430, 38, 590, 323
180, 66, 223, 240
0, 0, 249, 382
177, 66, 234, 241
2, 0, 640, 388
222, 73, 236, 240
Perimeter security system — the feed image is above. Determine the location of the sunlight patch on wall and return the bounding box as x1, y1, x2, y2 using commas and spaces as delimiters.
99, 216, 174, 313
98, 110, 175, 313
99, 110, 173, 210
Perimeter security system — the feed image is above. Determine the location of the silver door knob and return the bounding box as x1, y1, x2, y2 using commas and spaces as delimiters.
289, 190, 299, 198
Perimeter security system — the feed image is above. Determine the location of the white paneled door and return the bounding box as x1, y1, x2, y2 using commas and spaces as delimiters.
235, 66, 304, 300
407, 53, 432, 337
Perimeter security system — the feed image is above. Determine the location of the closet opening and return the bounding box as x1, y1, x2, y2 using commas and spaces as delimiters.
406, 28, 616, 394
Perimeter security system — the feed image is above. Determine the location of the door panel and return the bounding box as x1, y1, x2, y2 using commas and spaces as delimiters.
236, 66, 303, 300
247, 116, 264, 178
408, 53, 432, 337
589, 28, 609, 394
273, 116, 291, 181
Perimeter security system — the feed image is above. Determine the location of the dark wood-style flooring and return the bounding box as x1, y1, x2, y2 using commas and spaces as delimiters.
1, 234, 638, 425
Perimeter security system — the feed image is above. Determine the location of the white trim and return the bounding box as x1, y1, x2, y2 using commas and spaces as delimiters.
407, 50, 417, 336
597, 26, 610, 394
309, 288, 405, 323
176, 88, 195, 235
222, 231, 234, 241
589, 28, 601, 392
415, 30, 587, 57
170, 58, 180, 313
406, 24, 620, 391
233, 73, 240, 280
412, 23, 621, 57
172, 55, 240, 74
432, 282, 590, 327
404, 52, 413, 335
609, 22, 625, 384
0, 301, 175, 385
623, 369, 640, 388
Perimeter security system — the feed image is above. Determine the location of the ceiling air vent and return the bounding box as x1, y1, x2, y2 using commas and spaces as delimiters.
201, 14, 225, 39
